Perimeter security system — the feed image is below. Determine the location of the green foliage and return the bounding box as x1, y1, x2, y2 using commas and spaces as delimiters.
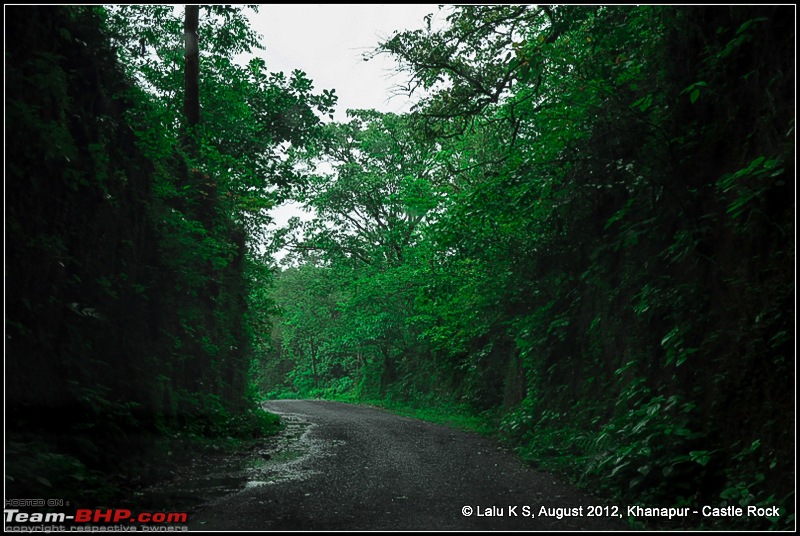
5, 5, 333, 503
6, 441, 118, 505
263, 5, 793, 530
177, 392, 282, 440
717, 155, 786, 221
20, 3, 779, 529
354, 397, 496, 436
106, 5, 336, 240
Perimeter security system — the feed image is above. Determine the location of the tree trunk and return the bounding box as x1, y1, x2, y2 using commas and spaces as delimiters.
310, 339, 320, 390
182, 5, 217, 228
183, 5, 200, 131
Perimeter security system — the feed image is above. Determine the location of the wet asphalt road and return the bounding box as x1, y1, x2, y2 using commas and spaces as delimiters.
188, 400, 627, 531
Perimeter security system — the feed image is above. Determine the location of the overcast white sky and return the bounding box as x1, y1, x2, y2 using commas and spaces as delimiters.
239, 5, 444, 237
245, 4, 444, 123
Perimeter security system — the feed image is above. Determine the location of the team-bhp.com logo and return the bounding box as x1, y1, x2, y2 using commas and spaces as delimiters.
74, 509, 187, 524
5, 508, 188, 524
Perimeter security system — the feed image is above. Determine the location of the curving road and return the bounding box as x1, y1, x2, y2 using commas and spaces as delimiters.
188, 400, 627, 531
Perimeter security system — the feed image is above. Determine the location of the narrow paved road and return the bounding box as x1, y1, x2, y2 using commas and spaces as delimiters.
188, 400, 627, 530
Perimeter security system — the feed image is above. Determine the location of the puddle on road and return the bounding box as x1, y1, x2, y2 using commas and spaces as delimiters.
240, 411, 322, 489
137, 407, 337, 510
